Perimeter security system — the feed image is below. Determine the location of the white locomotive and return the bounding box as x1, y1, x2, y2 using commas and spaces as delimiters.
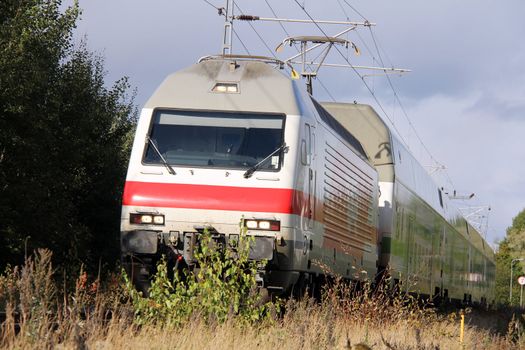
120, 55, 494, 304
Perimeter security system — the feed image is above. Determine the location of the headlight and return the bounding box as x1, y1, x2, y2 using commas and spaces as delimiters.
246, 220, 258, 229
244, 219, 280, 231
130, 213, 165, 226
141, 215, 153, 224
212, 82, 239, 93
153, 215, 164, 225
258, 221, 271, 230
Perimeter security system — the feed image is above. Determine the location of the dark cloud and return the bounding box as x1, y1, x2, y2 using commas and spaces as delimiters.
466, 92, 525, 121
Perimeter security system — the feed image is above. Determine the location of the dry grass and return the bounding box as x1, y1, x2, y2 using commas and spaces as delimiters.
0, 250, 524, 350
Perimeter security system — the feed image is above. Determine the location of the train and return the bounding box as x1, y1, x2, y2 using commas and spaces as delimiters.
120, 55, 495, 304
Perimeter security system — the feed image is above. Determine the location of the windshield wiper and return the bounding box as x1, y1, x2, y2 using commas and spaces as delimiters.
243, 143, 288, 179
147, 136, 176, 175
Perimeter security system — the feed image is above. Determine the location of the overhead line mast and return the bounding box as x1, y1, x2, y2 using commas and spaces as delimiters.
222, 0, 234, 55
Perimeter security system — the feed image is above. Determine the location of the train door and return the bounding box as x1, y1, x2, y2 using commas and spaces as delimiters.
432, 225, 445, 300
405, 216, 415, 291
439, 226, 446, 297
393, 206, 405, 275
467, 244, 472, 302
300, 123, 315, 268
442, 226, 451, 302
306, 124, 316, 229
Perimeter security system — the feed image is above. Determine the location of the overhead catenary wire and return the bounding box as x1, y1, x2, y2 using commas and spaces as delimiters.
232, 28, 252, 55
340, 0, 368, 22
368, 30, 425, 150
292, 0, 411, 149
336, 1, 464, 205
337, 2, 486, 233
335, 1, 379, 70
334, 0, 457, 191
334, 0, 388, 84
202, 0, 333, 97
202, 0, 224, 14
335, 0, 350, 20
232, 2, 309, 83
263, 0, 300, 52
336, 1, 439, 160
203, 0, 339, 101
215, 1, 485, 236
234, 3, 279, 59
220, 1, 446, 180
336, 0, 444, 175
334, 0, 381, 85
258, 0, 337, 100
366, 27, 395, 68
316, 77, 337, 102
209, 0, 438, 172
366, 27, 456, 189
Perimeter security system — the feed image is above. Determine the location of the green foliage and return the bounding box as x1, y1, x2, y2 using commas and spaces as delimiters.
124, 230, 279, 326
495, 208, 525, 305
506, 209, 525, 255
0, 0, 136, 271
495, 239, 513, 305
510, 210, 525, 234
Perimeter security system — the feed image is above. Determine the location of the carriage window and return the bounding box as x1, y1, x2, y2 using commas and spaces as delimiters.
144, 110, 285, 170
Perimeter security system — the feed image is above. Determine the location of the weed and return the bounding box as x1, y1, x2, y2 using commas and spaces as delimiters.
123, 229, 280, 326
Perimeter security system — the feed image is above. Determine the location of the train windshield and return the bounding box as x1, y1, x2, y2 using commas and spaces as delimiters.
144, 110, 285, 170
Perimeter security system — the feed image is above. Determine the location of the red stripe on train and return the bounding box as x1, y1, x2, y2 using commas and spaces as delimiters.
122, 181, 297, 214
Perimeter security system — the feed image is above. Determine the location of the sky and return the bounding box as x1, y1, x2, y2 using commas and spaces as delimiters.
66, 0, 525, 245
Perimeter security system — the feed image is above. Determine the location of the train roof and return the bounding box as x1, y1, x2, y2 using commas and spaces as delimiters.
144, 58, 301, 116
322, 102, 444, 209
321, 103, 393, 181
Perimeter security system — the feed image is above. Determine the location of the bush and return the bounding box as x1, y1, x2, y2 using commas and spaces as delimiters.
124, 230, 280, 326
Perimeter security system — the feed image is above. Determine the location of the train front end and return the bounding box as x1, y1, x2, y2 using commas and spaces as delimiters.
120, 57, 304, 295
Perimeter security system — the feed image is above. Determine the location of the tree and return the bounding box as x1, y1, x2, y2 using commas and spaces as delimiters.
495, 238, 513, 305
510, 210, 525, 233
0, 0, 136, 271
494, 208, 525, 305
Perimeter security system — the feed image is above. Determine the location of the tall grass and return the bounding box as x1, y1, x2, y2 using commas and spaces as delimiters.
0, 249, 524, 349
